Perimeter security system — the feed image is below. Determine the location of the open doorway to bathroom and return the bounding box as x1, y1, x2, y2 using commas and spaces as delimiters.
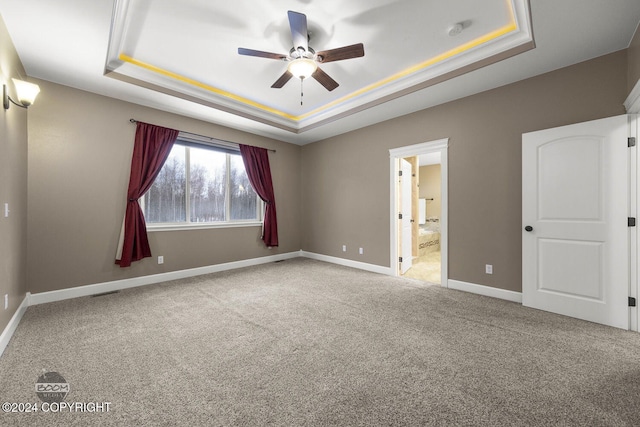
404, 154, 442, 283
389, 139, 448, 286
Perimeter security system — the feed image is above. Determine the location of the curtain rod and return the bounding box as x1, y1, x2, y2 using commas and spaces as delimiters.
129, 119, 276, 153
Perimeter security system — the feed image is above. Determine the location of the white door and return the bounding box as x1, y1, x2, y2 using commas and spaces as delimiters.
400, 159, 413, 274
522, 115, 629, 329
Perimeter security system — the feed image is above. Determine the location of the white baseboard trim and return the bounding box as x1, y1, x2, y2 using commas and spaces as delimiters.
300, 251, 393, 276
29, 251, 301, 306
447, 279, 522, 303
0, 294, 30, 358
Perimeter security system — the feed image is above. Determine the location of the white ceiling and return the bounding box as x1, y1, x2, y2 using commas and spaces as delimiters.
419, 152, 441, 167
1, 1, 640, 145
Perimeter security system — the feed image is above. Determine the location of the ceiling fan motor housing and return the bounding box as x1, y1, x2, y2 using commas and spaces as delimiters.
289, 46, 316, 61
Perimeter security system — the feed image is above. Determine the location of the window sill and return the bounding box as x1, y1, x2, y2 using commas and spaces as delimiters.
147, 221, 263, 232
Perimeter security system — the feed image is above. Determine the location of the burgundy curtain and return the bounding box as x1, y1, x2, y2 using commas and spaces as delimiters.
116, 122, 179, 267
239, 144, 279, 247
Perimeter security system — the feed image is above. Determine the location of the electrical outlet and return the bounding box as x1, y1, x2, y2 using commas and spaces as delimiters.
158, 256, 164, 264
359, 247, 364, 255
485, 264, 493, 274
342, 245, 347, 252
4, 294, 8, 310
4, 203, 8, 218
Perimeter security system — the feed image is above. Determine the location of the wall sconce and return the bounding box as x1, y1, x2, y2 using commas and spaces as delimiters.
3, 78, 40, 109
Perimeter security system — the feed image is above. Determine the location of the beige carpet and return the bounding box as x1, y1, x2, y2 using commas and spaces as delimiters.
1, 258, 640, 426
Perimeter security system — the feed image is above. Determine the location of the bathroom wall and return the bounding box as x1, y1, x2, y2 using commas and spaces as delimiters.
419, 164, 441, 220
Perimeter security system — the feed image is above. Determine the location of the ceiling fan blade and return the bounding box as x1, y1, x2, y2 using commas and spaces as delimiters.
312, 67, 339, 91
238, 48, 287, 60
271, 70, 294, 88
288, 11, 308, 52
316, 43, 365, 63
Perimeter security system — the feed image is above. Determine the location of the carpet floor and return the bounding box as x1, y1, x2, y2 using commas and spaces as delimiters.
1, 258, 640, 426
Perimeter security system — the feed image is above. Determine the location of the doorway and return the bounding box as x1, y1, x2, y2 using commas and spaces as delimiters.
404, 155, 442, 283
389, 139, 449, 286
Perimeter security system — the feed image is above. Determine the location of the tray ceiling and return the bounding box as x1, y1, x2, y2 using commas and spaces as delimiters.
104, 0, 533, 133
2, 1, 640, 144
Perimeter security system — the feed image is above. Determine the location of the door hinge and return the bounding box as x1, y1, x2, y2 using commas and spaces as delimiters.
629, 217, 636, 227
629, 297, 636, 307
399, 170, 403, 177
629, 137, 636, 147
399, 257, 403, 263
399, 213, 403, 219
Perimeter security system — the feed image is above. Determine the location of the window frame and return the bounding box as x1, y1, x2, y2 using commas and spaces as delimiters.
141, 135, 264, 232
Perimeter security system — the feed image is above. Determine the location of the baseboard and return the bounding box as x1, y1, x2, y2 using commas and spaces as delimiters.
447, 279, 522, 303
0, 294, 30, 358
29, 251, 301, 306
299, 253, 522, 305
300, 251, 393, 276
28, 251, 392, 308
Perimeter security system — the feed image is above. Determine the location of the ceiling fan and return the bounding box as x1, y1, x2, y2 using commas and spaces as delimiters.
238, 11, 364, 94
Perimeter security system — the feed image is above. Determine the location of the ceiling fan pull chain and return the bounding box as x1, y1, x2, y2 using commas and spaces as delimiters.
300, 78, 304, 106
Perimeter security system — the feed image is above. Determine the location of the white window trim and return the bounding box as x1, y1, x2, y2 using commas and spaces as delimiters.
146, 220, 263, 232
141, 137, 263, 229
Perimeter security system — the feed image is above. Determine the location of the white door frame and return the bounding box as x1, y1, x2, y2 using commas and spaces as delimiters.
400, 159, 413, 274
628, 113, 639, 332
389, 139, 449, 285
624, 83, 639, 331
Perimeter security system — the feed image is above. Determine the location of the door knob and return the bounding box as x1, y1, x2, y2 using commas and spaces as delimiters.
524, 226, 533, 232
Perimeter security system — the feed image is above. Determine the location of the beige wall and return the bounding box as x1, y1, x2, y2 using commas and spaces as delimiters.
5, 21, 636, 303
0, 17, 28, 332
27, 80, 302, 293
301, 50, 628, 292
419, 165, 441, 220
628, 23, 640, 94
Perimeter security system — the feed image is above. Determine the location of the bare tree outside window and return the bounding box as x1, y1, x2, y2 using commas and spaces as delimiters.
143, 142, 260, 225
230, 154, 258, 220
143, 146, 186, 223
189, 147, 226, 222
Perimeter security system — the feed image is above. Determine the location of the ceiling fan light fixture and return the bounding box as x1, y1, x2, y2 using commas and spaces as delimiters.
287, 58, 317, 79
238, 11, 362, 91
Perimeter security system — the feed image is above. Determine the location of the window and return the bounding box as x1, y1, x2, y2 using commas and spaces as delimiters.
142, 139, 261, 228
